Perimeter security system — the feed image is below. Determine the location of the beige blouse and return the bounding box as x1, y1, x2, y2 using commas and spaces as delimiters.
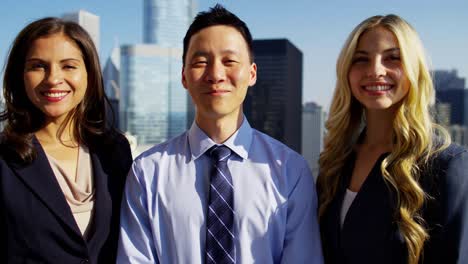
46, 146, 95, 238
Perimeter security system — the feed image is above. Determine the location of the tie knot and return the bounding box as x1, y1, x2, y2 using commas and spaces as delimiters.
209, 145, 232, 162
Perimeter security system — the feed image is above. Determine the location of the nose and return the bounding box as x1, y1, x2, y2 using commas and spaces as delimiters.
45, 65, 64, 86
367, 57, 386, 78
204, 61, 226, 84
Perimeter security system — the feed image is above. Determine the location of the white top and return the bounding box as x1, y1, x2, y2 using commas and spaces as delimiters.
340, 188, 358, 228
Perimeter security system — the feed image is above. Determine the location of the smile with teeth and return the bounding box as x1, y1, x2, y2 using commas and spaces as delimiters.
363, 85, 392, 91
42, 91, 70, 98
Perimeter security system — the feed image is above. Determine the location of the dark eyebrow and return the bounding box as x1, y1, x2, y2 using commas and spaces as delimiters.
25, 58, 82, 63
189, 49, 239, 59
60, 58, 82, 63
25, 58, 44, 63
190, 51, 209, 59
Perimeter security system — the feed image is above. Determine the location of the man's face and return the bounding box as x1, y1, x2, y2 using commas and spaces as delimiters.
182, 25, 257, 121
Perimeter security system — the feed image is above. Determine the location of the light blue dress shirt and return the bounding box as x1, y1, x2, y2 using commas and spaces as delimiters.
117, 118, 323, 263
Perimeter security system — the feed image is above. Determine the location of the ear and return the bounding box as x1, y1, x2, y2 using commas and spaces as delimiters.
181, 66, 188, 89
248, 62, 257, 87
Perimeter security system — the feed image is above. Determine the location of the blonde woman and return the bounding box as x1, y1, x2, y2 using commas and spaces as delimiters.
317, 15, 468, 264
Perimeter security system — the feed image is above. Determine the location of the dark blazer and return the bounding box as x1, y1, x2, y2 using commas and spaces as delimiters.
0, 132, 132, 264
319, 144, 468, 264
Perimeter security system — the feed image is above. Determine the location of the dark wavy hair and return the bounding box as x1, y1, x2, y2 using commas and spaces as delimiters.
182, 4, 254, 65
1, 17, 115, 163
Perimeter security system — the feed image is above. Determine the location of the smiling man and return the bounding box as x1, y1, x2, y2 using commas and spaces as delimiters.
117, 5, 323, 263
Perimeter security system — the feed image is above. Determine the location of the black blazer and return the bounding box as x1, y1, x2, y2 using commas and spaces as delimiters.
0, 132, 132, 264
320, 144, 468, 264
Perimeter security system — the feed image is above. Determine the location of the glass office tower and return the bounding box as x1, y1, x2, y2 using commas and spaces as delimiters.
120, 45, 184, 145
143, 0, 196, 47
119, 0, 196, 146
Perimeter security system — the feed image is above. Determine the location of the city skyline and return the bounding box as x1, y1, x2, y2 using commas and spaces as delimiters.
1, 0, 468, 109
120, 0, 194, 145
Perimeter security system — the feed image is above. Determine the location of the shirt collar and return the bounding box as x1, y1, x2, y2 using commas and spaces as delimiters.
187, 116, 253, 161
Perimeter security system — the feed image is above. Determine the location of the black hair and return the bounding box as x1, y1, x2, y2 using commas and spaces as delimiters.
1, 17, 115, 163
182, 4, 253, 65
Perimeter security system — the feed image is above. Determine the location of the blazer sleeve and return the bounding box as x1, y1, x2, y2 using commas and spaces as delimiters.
443, 149, 468, 263
111, 132, 133, 173
98, 131, 133, 179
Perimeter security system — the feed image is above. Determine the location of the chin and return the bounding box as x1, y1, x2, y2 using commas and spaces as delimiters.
363, 102, 399, 111
41, 108, 70, 119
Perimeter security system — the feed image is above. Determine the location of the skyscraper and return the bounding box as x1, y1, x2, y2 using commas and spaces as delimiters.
434, 102, 451, 128
119, 0, 195, 146
103, 45, 121, 129
449, 125, 468, 146
62, 10, 100, 52
143, 0, 196, 47
434, 70, 468, 126
244, 39, 303, 152
433, 70, 466, 91
103, 45, 121, 100
302, 102, 325, 178
120, 45, 184, 145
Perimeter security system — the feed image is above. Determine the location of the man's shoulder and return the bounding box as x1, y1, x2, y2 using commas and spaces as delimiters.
134, 131, 189, 164
251, 128, 306, 163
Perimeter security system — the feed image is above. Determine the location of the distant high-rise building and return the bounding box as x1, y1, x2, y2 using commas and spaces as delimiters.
119, 0, 195, 146
103, 44, 121, 129
103, 46, 121, 100
449, 125, 468, 146
437, 89, 468, 126
62, 10, 100, 52
302, 102, 325, 178
434, 69, 468, 126
434, 69, 466, 91
434, 102, 451, 128
244, 39, 303, 152
120, 45, 185, 145
143, 0, 196, 47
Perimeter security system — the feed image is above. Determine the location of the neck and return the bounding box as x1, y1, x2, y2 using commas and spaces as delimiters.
195, 110, 244, 144
363, 108, 396, 149
35, 117, 77, 147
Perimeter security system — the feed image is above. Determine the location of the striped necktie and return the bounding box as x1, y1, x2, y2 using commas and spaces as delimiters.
205, 145, 236, 264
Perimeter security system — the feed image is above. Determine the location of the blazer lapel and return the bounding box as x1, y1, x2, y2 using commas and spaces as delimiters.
321, 152, 356, 262
85, 152, 111, 243
340, 153, 395, 258
12, 138, 81, 235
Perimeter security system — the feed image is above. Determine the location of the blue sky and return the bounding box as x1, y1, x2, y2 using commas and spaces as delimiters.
1, 0, 467, 109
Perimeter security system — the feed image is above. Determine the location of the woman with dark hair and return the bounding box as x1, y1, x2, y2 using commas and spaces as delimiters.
0, 17, 132, 263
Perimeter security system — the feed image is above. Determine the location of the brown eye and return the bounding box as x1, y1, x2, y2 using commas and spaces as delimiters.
63, 65, 78, 70
191, 60, 207, 67
224, 59, 238, 66
30, 63, 46, 69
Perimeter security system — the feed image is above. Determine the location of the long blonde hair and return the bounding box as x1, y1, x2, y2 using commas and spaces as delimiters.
317, 14, 450, 264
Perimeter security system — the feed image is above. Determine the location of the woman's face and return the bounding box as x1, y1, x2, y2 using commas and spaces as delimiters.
348, 26, 410, 112
23, 33, 88, 123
